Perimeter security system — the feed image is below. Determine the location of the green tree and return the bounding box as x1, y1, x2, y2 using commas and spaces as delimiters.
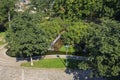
61, 21, 88, 45
39, 18, 63, 42
6, 12, 51, 66
30, 0, 54, 16
0, 0, 17, 29
86, 19, 120, 77
53, 0, 120, 21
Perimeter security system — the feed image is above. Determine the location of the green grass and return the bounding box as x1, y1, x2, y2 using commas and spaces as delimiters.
21, 58, 84, 69
0, 32, 5, 38
59, 45, 75, 53
21, 58, 66, 68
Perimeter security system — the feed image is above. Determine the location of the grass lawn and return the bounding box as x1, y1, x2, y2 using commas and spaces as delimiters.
21, 58, 66, 68
0, 32, 5, 38
59, 45, 75, 53
21, 58, 83, 69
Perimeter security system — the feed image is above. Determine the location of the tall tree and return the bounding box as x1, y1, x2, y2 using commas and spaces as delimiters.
53, 0, 120, 21
61, 21, 88, 45
85, 19, 120, 77
30, 0, 54, 16
6, 12, 51, 66
0, 0, 17, 29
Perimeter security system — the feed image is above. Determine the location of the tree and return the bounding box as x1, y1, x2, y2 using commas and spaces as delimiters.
61, 21, 88, 53
38, 18, 63, 41
30, 0, 54, 16
0, 0, 17, 29
6, 12, 51, 66
53, 0, 120, 21
85, 18, 120, 77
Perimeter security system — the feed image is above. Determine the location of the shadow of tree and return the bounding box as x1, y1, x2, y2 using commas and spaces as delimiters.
0, 24, 6, 32
65, 68, 95, 80
16, 56, 44, 62
6, 49, 45, 62
107, 76, 120, 80
64, 56, 107, 80
58, 57, 66, 66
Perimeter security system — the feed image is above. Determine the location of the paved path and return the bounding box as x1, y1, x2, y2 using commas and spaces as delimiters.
0, 45, 76, 80
0, 45, 106, 80
0, 44, 21, 67
0, 45, 74, 80
0, 66, 74, 80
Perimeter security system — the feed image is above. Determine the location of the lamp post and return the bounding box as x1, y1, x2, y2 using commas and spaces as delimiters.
65, 45, 69, 66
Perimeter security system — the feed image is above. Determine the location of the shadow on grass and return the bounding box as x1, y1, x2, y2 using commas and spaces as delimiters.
64, 56, 107, 80
64, 59, 92, 80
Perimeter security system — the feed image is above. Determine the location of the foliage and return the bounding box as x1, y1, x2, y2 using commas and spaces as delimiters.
53, 0, 120, 21
0, 0, 17, 27
2, 0, 120, 77
6, 12, 51, 57
78, 61, 89, 70
30, 0, 50, 11
61, 21, 88, 45
85, 19, 120, 77
38, 18, 63, 42
30, 0, 55, 16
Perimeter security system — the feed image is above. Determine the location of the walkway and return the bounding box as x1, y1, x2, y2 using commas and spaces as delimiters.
0, 45, 106, 80
0, 45, 74, 80
0, 44, 21, 67
0, 45, 75, 80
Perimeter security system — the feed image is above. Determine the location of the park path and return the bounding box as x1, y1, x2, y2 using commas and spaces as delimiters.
0, 44, 88, 67
0, 44, 21, 67
0, 45, 106, 80
0, 45, 74, 80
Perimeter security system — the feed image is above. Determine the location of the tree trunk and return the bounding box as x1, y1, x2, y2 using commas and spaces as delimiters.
30, 55, 33, 66
8, 11, 11, 28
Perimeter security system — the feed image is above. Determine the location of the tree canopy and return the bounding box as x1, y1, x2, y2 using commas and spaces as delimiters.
6, 12, 50, 57
61, 21, 88, 45
2, 0, 120, 78
53, 0, 120, 21
85, 19, 120, 77
0, 0, 17, 28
